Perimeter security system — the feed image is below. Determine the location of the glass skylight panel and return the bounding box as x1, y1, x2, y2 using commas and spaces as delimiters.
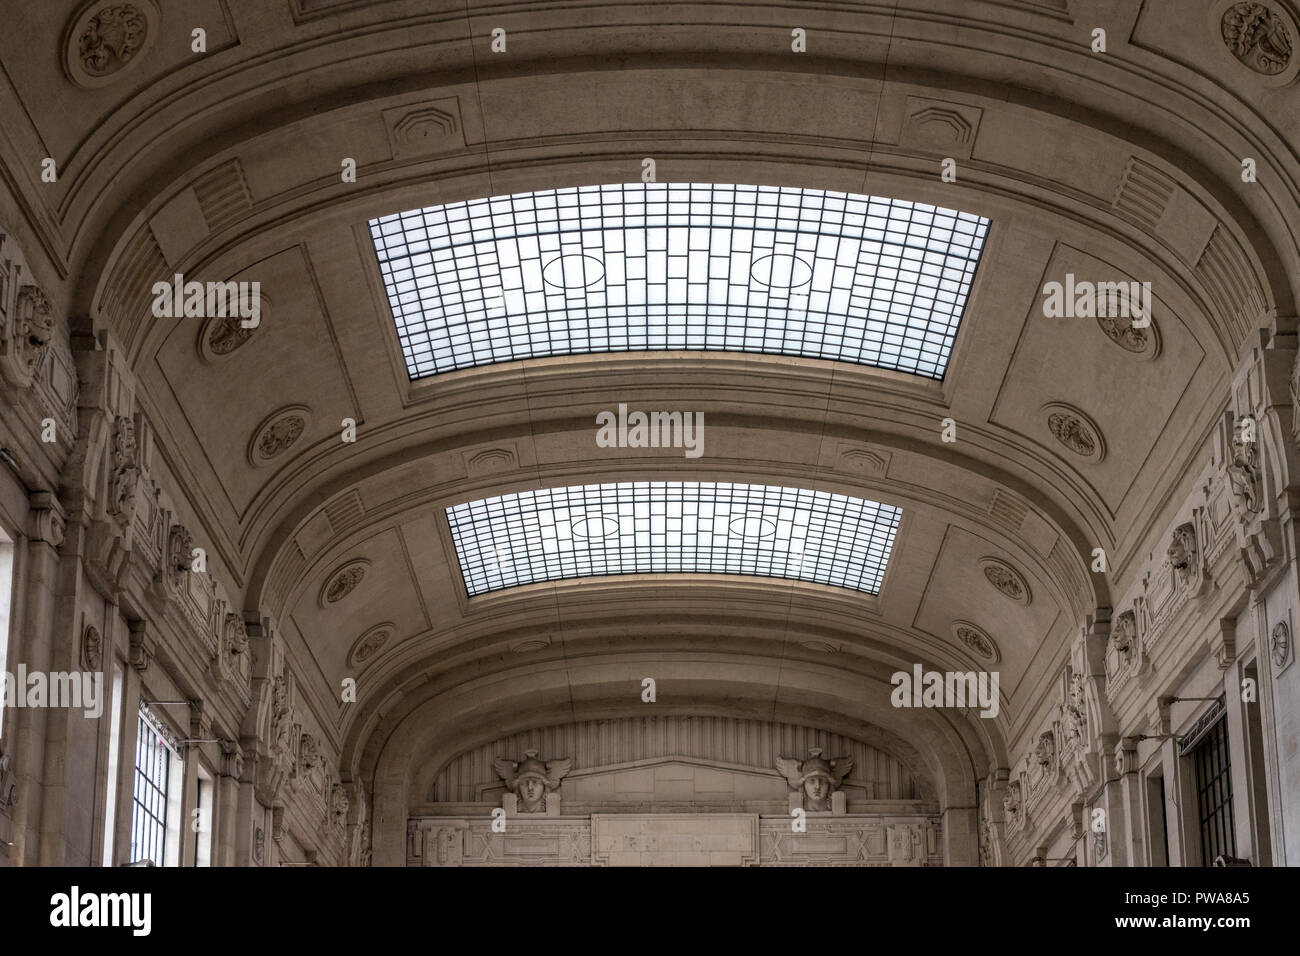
446, 481, 902, 598
370, 183, 988, 380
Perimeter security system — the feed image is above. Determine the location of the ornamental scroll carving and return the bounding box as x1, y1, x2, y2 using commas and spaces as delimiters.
107, 416, 140, 528
0, 284, 55, 389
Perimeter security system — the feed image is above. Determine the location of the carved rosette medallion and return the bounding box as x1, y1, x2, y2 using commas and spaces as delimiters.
952, 620, 1001, 664
348, 623, 393, 667
1043, 403, 1106, 461
1221, 2, 1293, 75
82, 625, 103, 671
248, 405, 310, 467
979, 557, 1031, 605
1271, 619, 1292, 669
63, 1, 159, 88
319, 559, 369, 607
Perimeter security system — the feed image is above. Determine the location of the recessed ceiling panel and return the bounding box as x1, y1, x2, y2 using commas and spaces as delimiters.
370, 183, 989, 380
446, 480, 902, 597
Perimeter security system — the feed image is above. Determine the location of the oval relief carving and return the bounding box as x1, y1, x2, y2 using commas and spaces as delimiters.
319, 559, 370, 607
1271, 619, 1291, 669
348, 623, 393, 667
1043, 403, 1106, 462
248, 405, 311, 466
198, 295, 270, 363
1097, 312, 1159, 358
952, 621, 1001, 664
980, 557, 1031, 605
82, 625, 103, 671
63, 1, 159, 88
1221, 2, 1293, 75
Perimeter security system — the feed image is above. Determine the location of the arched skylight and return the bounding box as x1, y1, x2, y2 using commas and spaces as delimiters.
446, 481, 902, 598
370, 183, 989, 380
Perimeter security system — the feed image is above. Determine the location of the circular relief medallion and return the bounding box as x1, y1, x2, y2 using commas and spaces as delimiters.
348, 623, 393, 667
319, 559, 370, 607
64, 1, 159, 88
1097, 312, 1159, 358
197, 295, 270, 363
1222, 2, 1293, 74
952, 620, 1000, 664
1271, 619, 1291, 669
1042, 403, 1106, 462
83, 625, 104, 670
980, 557, 1031, 605
248, 405, 311, 466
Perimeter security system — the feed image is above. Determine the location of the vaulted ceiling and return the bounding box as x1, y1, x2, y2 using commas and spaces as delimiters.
6, 0, 1297, 835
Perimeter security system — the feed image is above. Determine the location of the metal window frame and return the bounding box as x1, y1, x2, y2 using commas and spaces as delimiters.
446, 480, 902, 598
370, 183, 989, 381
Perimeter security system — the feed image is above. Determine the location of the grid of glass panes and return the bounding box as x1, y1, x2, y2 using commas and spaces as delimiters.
446, 481, 901, 597
1193, 716, 1236, 866
370, 183, 988, 380
130, 709, 174, 866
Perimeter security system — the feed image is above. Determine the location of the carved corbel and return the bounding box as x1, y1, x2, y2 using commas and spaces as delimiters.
1114, 737, 1140, 777
220, 739, 244, 781
127, 620, 153, 674
1211, 617, 1237, 669
271, 806, 286, 846
27, 489, 66, 548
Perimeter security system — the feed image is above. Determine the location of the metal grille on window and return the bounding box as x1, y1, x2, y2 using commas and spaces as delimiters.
447, 480, 902, 598
370, 183, 989, 381
1190, 714, 1236, 866
130, 708, 176, 867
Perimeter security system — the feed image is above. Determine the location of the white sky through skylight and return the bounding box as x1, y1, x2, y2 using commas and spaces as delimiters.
446, 481, 902, 598
370, 183, 989, 380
